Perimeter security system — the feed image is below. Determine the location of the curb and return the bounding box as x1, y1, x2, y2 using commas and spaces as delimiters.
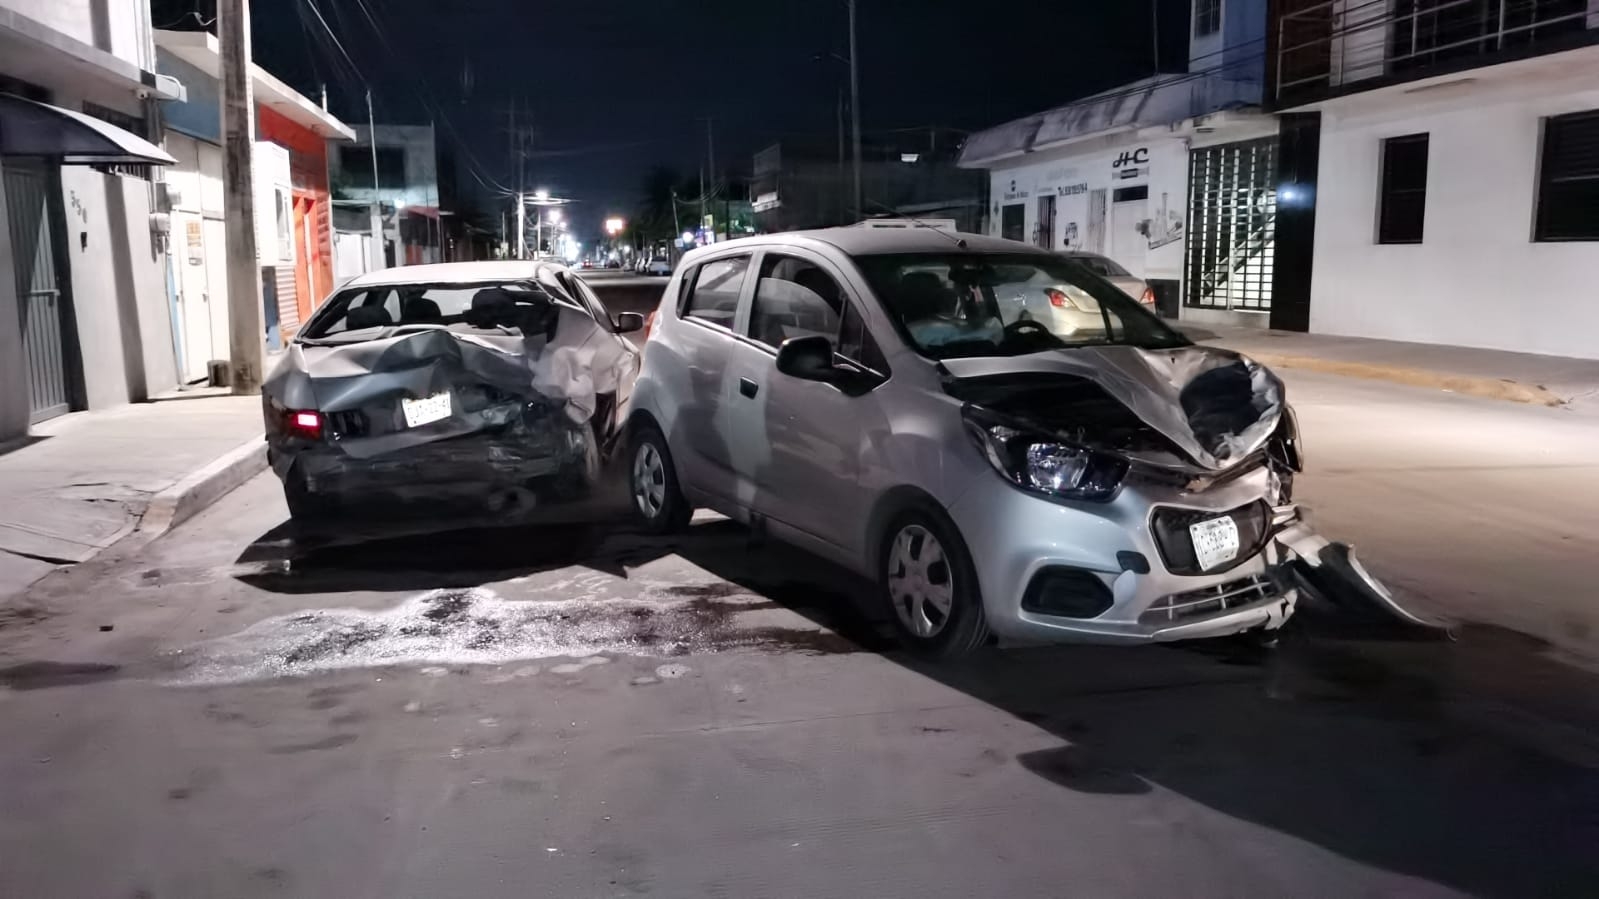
137, 437, 270, 540
1229, 350, 1566, 408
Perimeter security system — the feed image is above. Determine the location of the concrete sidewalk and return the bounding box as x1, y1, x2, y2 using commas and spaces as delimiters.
1185, 323, 1599, 414
0, 391, 267, 602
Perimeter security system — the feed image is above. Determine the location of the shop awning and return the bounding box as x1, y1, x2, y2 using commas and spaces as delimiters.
0, 93, 177, 165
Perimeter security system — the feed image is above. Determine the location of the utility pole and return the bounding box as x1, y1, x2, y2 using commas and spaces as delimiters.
848, 0, 862, 222
1151, 0, 1161, 73
366, 90, 383, 271
705, 117, 716, 242
698, 166, 706, 243
836, 90, 845, 221
516, 194, 526, 260
218, 0, 263, 394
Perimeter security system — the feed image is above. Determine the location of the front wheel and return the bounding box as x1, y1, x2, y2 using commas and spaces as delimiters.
630, 423, 692, 534
880, 506, 990, 659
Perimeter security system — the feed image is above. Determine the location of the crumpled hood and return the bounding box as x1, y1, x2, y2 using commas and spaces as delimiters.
941, 344, 1284, 471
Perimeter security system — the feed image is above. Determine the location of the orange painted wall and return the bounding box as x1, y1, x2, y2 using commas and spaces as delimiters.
256, 106, 336, 321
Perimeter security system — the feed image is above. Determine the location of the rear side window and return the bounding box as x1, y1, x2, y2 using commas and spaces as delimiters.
749, 254, 844, 349
1073, 255, 1130, 277
683, 256, 749, 328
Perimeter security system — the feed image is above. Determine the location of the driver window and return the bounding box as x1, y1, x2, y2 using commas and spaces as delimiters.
749, 254, 844, 349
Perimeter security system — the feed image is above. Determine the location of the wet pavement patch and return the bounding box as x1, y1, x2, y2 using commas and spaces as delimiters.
166, 585, 872, 684
0, 660, 121, 690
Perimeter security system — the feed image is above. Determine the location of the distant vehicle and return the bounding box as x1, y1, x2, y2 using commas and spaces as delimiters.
605, 259, 622, 269
626, 227, 1425, 658
262, 261, 644, 534
581, 259, 595, 270
1060, 251, 1155, 307
646, 257, 672, 276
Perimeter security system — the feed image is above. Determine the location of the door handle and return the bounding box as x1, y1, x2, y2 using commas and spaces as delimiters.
739, 377, 759, 398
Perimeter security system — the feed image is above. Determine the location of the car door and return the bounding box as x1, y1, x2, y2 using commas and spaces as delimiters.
722, 248, 887, 554
665, 253, 754, 506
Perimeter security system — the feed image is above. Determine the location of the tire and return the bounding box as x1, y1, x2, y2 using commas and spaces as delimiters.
879, 504, 990, 659
629, 423, 692, 534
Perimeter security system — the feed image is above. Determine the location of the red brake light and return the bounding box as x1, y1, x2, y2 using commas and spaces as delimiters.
1045, 288, 1070, 309
288, 410, 323, 439
1140, 286, 1156, 306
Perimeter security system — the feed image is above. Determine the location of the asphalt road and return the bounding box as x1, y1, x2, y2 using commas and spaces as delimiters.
3, 287, 1599, 895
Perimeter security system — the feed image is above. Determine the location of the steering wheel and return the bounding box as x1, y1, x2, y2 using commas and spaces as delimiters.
1004, 318, 1051, 337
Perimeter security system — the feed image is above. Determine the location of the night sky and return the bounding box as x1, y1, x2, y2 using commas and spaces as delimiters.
225, 0, 1193, 237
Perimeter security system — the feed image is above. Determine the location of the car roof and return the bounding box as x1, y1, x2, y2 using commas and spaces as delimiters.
679, 227, 1049, 267
341, 260, 568, 289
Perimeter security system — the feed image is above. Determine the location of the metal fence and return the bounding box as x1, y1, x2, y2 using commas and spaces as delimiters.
1184, 139, 1278, 312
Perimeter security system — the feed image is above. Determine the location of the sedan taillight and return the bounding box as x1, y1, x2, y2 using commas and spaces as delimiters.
1139, 286, 1157, 306
286, 409, 324, 440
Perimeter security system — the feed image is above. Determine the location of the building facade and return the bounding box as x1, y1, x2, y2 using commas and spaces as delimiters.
751, 132, 986, 235
0, 0, 184, 442
153, 28, 352, 380
1271, 0, 1599, 358
960, 0, 1280, 323
326, 124, 443, 268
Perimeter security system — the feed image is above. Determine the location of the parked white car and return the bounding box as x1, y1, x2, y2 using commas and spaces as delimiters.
645, 257, 672, 276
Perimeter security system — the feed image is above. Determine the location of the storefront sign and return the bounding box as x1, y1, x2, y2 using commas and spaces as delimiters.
1056, 182, 1089, 197
1002, 178, 1030, 201
1112, 147, 1149, 181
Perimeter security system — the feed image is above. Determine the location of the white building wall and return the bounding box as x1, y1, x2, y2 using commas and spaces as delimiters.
1310, 74, 1599, 359
985, 136, 1190, 282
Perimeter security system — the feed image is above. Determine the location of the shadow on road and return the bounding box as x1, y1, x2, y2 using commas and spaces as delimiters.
661, 528, 1599, 898
231, 512, 1599, 896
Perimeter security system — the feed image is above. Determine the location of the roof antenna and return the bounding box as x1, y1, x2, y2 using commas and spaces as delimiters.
861, 197, 969, 250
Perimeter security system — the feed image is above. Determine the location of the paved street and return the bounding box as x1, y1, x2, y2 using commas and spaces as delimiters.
3, 309, 1599, 895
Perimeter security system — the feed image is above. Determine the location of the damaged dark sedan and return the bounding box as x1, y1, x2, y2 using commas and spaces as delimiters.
263, 261, 643, 532
628, 228, 1433, 658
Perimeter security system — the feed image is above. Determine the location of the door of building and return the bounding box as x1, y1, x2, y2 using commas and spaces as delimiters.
1110, 185, 1149, 276
172, 212, 214, 383
1000, 203, 1025, 242
1035, 195, 1056, 249
4, 162, 72, 422
1085, 189, 1107, 253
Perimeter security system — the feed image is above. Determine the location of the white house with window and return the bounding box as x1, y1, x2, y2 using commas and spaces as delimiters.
959, 0, 1280, 325
1272, 0, 1599, 359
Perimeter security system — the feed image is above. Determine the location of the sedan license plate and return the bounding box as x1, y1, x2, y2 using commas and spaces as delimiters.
401, 392, 452, 428
1189, 516, 1241, 572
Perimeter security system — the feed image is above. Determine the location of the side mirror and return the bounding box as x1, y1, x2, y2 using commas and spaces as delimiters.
775, 335, 837, 382
614, 311, 645, 333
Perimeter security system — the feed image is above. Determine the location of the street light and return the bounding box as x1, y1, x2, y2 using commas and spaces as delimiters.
604, 216, 625, 236
533, 188, 550, 202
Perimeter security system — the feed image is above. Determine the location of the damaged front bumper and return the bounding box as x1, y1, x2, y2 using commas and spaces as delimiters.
949, 464, 1442, 646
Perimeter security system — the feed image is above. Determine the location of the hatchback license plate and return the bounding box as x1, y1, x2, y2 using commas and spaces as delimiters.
1189, 516, 1241, 571
401, 392, 452, 428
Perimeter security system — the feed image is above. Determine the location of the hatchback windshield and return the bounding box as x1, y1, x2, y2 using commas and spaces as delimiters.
854, 253, 1188, 359
301, 281, 564, 340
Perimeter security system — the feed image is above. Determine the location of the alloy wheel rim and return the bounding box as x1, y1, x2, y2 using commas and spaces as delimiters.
886, 524, 954, 638
633, 442, 666, 519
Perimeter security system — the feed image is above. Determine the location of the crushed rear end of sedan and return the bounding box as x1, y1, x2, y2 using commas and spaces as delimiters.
262, 262, 641, 536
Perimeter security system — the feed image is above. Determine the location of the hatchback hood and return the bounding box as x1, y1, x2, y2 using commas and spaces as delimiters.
941, 345, 1284, 471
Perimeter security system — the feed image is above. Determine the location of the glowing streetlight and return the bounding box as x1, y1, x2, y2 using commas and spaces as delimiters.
533, 188, 550, 202
604, 217, 625, 236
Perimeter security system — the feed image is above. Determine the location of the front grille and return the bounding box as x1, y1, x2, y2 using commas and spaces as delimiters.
1150, 500, 1270, 576
1140, 574, 1278, 625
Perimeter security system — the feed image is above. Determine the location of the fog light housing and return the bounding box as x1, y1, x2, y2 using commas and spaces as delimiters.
1022, 567, 1114, 619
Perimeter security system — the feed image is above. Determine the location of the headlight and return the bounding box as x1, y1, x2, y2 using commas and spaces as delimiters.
964, 408, 1128, 503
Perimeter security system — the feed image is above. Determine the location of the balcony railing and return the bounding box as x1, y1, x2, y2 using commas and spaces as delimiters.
1277, 0, 1593, 101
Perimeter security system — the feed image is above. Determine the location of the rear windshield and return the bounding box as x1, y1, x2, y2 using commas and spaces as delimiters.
301, 281, 573, 340
1068, 254, 1131, 278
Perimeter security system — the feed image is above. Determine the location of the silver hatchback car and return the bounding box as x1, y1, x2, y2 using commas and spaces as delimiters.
625, 228, 1415, 658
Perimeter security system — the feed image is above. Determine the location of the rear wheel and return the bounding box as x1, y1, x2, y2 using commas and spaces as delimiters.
630, 423, 691, 534
880, 505, 990, 659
